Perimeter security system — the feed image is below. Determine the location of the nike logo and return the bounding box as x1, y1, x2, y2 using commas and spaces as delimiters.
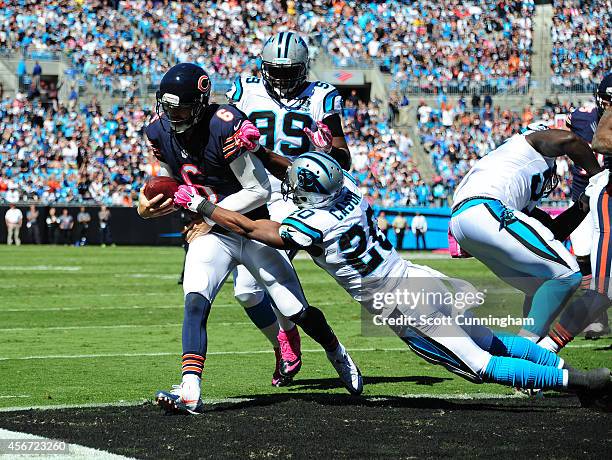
234, 122, 242, 131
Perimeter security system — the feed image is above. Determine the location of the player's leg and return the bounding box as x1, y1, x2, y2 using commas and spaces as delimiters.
450, 199, 581, 340
156, 233, 238, 414
240, 238, 362, 394
539, 186, 612, 352
232, 265, 301, 386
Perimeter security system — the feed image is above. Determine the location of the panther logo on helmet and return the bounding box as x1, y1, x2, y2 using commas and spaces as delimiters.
297, 168, 328, 194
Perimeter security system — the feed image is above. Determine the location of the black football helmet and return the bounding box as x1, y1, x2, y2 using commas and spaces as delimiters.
595, 72, 612, 117
156, 63, 211, 133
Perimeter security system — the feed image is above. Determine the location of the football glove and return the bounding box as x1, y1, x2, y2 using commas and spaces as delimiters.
303, 121, 333, 153
174, 185, 205, 213
234, 119, 261, 152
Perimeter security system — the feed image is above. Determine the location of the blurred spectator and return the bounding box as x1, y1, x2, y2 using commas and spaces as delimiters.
76, 206, 91, 246
98, 205, 112, 246
5, 203, 23, 245
58, 208, 73, 245
46, 207, 59, 244
411, 213, 428, 250
392, 213, 407, 250
26, 205, 41, 244
377, 211, 389, 240
32, 61, 42, 88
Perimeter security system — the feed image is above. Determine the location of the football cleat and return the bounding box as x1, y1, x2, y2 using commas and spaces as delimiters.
584, 312, 610, 340
155, 383, 204, 415
326, 344, 363, 395
575, 368, 612, 411
272, 348, 293, 387
278, 327, 302, 379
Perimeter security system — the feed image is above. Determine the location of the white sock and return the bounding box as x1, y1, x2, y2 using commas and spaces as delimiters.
537, 336, 560, 353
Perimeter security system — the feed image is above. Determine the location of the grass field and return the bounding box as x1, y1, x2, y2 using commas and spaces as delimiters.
0, 245, 611, 458
0, 245, 610, 410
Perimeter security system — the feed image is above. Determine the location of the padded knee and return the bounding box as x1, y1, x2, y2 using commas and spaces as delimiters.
234, 290, 265, 308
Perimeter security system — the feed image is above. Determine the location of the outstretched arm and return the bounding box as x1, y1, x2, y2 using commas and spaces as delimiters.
210, 206, 286, 249
592, 109, 612, 155
526, 129, 602, 176
252, 145, 292, 182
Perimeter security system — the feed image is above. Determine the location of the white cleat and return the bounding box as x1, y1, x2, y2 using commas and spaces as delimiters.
326, 344, 363, 395
155, 380, 203, 415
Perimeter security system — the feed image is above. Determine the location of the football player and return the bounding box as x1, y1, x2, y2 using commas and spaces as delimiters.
449, 126, 603, 346
140, 63, 362, 414
562, 73, 612, 340
225, 31, 351, 385
173, 151, 611, 404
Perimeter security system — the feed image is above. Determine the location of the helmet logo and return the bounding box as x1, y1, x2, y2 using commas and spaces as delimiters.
197, 75, 210, 93
297, 167, 328, 193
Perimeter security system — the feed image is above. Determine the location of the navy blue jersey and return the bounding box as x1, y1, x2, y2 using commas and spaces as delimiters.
566, 106, 601, 200
145, 103, 269, 221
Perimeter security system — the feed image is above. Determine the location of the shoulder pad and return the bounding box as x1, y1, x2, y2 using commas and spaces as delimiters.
279, 224, 315, 248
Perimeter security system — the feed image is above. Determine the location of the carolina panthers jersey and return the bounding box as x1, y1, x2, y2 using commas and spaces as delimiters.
566, 106, 603, 200
278, 173, 402, 301
452, 134, 557, 213
226, 76, 343, 191
145, 103, 269, 221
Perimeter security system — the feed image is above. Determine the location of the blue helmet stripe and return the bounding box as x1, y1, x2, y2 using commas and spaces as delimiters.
284, 32, 293, 58
300, 153, 333, 179
277, 32, 284, 58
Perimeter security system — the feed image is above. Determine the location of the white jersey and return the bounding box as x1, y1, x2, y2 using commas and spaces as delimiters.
227, 76, 343, 193
452, 134, 557, 212
278, 173, 403, 301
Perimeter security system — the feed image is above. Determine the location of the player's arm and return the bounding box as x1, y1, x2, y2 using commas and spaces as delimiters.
528, 199, 590, 241
253, 145, 292, 181
526, 129, 602, 176
321, 113, 351, 170
592, 109, 612, 155
215, 151, 271, 214
208, 205, 286, 249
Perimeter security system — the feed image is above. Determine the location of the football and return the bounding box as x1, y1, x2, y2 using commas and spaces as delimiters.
143, 175, 180, 202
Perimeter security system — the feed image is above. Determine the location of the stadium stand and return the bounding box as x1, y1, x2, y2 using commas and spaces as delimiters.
0, 0, 604, 208
550, 0, 610, 92
300, 0, 535, 94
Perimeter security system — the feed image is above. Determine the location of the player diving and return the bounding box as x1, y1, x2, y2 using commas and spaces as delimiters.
138, 63, 362, 415
172, 147, 612, 408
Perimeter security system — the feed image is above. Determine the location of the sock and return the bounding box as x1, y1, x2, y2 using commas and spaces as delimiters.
271, 304, 296, 332
483, 356, 566, 390
576, 255, 592, 289
557, 289, 611, 337
542, 323, 574, 352
183, 293, 212, 356
290, 306, 338, 352
242, 294, 279, 347
488, 334, 561, 368
182, 353, 205, 378
520, 272, 581, 337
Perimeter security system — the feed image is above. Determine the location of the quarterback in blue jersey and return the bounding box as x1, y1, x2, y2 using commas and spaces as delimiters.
139, 63, 362, 415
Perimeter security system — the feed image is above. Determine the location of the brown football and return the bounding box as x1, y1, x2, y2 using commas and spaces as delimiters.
143, 176, 180, 202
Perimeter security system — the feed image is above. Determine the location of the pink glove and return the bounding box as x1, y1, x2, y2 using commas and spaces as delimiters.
303, 121, 333, 153
234, 119, 261, 151
174, 184, 205, 213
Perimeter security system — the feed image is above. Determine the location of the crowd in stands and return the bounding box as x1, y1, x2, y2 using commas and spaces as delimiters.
299, 0, 534, 94
550, 0, 610, 92
0, 90, 152, 205
417, 94, 577, 205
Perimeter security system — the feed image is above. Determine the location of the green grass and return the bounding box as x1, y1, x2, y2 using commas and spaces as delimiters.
0, 246, 609, 408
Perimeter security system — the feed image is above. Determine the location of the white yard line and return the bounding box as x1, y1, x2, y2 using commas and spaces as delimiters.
0, 347, 409, 362
0, 342, 605, 363
0, 428, 132, 459
1, 300, 345, 313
